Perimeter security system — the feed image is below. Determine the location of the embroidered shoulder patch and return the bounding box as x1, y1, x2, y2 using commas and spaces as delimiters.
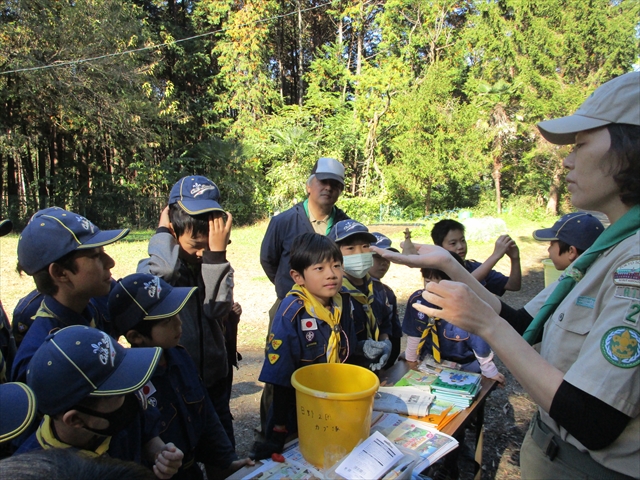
267, 333, 274, 345
575, 296, 595, 309
268, 354, 280, 364
614, 259, 640, 287
600, 327, 640, 368
271, 339, 282, 350
615, 286, 640, 301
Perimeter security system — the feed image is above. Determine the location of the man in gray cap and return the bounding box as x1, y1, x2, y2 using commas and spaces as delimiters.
258, 157, 350, 434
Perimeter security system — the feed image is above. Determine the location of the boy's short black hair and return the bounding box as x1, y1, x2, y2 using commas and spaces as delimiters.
557, 239, 585, 256
127, 318, 165, 340
335, 233, 374, 247
431, 219, 465, 246
290, 233, 343, 276
168, 203, 212, 239
420, 251, 465, 281
17, 251, 80, 296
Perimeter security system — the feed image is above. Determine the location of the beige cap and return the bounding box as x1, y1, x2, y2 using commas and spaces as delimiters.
538, 71, 640, 145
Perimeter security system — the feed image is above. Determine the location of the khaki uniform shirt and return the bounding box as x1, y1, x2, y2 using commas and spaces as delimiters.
538, 230, 640, 478
308, 211, 330, 235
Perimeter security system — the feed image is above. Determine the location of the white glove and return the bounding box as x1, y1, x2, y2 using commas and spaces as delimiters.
360, 339, 387, 360
369, 339, 392, 371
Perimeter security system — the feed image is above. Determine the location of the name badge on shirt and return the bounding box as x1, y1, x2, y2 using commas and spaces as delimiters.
576, 296, 596, 309
301, 318, 318, 331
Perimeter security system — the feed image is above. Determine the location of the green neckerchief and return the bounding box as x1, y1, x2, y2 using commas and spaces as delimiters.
523, 205, 640, 344
303, 199, 337, 235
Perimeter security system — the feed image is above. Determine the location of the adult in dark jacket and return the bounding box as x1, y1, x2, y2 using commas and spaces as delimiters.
258, 157, 349, 434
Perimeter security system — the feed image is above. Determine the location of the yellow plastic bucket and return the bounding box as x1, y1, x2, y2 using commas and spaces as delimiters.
542, 258, 564, 287
291, 363, 380, 468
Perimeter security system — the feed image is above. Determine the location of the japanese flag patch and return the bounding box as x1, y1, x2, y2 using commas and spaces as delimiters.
301, 318, 318, 331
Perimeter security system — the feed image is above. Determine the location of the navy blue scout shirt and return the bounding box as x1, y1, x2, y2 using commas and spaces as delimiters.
464, 260, 508, 296
259, 293, 357, 388
403, 289, 492, 372
371, 278, 402, 339
146, 346, 237, 479
11, 295, 110, 383
11, 286, 113, 347
260, 203, 349, 300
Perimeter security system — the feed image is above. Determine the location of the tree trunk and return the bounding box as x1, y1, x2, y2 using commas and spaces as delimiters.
546, 157, 563, 215
492, 156, 502, 214
38, 144, 49, 209
296, 0, 304, 106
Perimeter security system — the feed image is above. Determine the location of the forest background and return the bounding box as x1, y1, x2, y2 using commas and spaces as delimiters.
0, 0, 638, 229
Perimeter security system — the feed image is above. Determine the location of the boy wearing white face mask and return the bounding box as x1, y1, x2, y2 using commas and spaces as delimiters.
329, 220, 392, 371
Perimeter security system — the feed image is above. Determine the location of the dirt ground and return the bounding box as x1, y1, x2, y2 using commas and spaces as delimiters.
228, 225, 544, 479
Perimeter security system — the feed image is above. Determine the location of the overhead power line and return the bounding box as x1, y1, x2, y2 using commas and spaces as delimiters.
0, 0, 333, 76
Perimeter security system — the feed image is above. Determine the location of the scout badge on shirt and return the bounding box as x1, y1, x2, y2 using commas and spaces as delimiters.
301, 318, 318, 331
269, 353, 280, 364
600, 326, 640, 368
271, 339, 282, 350
267, 333, 274, 345
613, 259, 640, 287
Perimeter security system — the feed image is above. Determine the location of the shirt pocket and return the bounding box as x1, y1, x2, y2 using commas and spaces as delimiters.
442, 323, 470, 342
301, 340, 327, 363
549, 307, 593, 336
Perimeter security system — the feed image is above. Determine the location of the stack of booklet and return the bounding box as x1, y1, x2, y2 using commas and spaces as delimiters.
429, 369, 482, 408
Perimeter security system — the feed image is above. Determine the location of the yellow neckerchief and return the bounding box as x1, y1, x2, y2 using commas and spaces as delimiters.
36, 415, 111, 457
288, 285, 343, 363
417, 317, 441, 363
342, 275, 379, 341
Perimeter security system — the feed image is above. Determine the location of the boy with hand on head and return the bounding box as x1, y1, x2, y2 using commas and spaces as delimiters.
109, 273, 253, 480
12, 207, 127, 383
369, 233, 402, 369
16, 325, 184, 479
253, 233, 357, 460
328, 220, 392, 371
137, 176, 236, 447
431, 219, 521, 296
403, 252, 506, 385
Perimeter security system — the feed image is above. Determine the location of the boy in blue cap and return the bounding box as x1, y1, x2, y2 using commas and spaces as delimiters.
12, 207, 128, 383
0, 382, 37, 458
16, 325, 184, 479
253, 233, 357, 460
0, 219, 17, 382
369, 232, 402, 369
328, 220, 392, 371
109, 273, 253, 479
532, 212, 604, 271
137, 176, 237, 447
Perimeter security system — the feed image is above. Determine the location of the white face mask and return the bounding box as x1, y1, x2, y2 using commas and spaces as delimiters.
343, 253, 374, 279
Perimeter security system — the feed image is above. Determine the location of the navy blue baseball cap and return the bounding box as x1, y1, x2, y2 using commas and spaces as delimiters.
0, 382, 37, 444
533, 212, 604, 252
311, 157, 345, 186
169, 176, 223, 215
371, 232, 399, 253
329, 220, 377, 244
109, 273, 197, 335
17, 207, 129, 275
0, 219, 12, 237
27, 325, 161, 416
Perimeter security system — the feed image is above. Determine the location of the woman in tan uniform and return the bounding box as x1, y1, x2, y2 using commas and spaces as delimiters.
373, 71, 640, 479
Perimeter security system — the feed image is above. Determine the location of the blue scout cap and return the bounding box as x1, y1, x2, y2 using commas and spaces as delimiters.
533, 212, 604, 252
371, 232, 399, 253
169, 176, 223, 215
109, 273, 197, 335
328, 220, 377, 244
0, 219, 12, 237
311, 157, 345, 186
27, 325, 161, 416
0, 382, 37, 443
17, 207, 129, 275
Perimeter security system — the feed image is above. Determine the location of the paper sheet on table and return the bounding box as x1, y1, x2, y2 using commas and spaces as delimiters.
374, 386, 435, 417
335, 431, 403, 480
